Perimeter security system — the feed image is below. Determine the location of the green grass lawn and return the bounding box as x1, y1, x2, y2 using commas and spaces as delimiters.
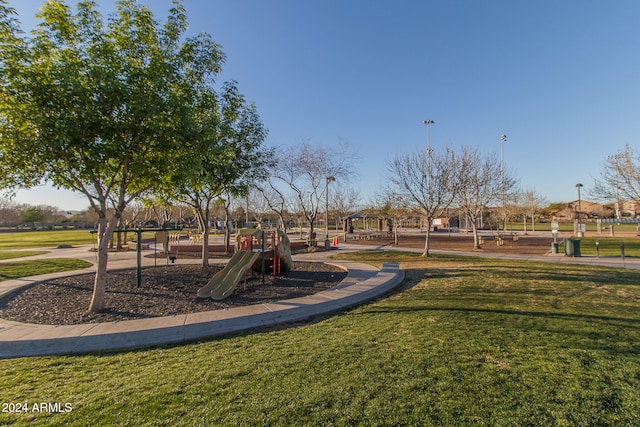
0, 230, 96, 249
0, 252, 638, 425
0, 250, 49, 260
0, 259, 92, 280
510, 221, 640, 234
564, 236, 640, 257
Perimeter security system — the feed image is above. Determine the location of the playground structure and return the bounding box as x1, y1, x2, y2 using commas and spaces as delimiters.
197, 229, 293, 301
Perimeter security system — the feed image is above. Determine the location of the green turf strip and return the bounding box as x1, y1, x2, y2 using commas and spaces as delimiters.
0, 259, 92, 280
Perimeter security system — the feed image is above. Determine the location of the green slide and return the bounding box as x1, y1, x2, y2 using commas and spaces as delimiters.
197, 250, 261, 300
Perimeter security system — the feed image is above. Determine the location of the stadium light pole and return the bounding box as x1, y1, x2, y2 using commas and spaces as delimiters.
501, 134, 507, 235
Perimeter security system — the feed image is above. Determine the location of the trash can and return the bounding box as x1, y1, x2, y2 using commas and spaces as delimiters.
551, 242, 559, 254
564, 239, 573, 256
573, 239, 581, 257
564, 238, 581, 257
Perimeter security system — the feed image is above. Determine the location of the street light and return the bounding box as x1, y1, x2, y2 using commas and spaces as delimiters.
501, 134, 507, 235
325, 176, 335, 246
423, 120, 435, 231
576, 183, 583, 236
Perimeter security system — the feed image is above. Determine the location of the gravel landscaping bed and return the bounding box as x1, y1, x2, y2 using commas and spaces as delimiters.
0, 261, 347, 325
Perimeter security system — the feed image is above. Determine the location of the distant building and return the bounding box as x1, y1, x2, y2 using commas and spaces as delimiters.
554, 200, 613, 220
621, 199, 640, 217
428, 217, 459, 231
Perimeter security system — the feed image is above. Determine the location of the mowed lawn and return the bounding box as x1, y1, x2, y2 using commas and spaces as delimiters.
0, 230, 95, 249
0, 252, 638, 426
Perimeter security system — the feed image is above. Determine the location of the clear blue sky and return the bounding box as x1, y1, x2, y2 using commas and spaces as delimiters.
10, 0, 640, 211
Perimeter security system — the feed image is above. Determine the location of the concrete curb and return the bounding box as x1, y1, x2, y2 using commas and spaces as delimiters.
0, 260, 404, 359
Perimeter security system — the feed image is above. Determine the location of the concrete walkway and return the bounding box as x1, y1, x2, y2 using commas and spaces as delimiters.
0, 245, 404, 359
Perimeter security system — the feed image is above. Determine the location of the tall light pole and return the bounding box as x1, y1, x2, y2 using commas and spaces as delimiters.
423, 120, 435, 231
325, 176, 335, 245
501, 134, 507, 235
576, 183, 583, 236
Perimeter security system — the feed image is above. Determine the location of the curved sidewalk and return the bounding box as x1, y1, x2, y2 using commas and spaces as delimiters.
0, 248, 404, 359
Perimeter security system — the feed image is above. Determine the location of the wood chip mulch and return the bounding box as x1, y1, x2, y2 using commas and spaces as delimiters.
0, 261, 347, 326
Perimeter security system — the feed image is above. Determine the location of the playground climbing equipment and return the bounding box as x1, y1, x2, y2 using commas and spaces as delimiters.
198, 229, 293, 300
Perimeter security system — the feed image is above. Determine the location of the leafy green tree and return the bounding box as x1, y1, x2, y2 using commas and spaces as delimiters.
21, 206, 46, 226
0, 1, 224, 311
542, 202, 566, 218
161, 81, 270, 266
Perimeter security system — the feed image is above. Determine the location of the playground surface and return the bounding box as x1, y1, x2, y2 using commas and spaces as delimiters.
0, 246, 404, 358
0, 261, 347, 325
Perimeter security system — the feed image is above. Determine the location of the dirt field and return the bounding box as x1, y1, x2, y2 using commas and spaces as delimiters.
346, 232, 555, 255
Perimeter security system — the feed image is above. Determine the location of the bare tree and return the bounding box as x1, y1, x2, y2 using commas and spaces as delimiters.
248, 186, 271, 227
115, 201, 146, 250
145, 200, 174, 228
331, 185, 361, 232
0, 198, 23, 227
453, 146, 518, 249
591, 145, 640, 215
387, 145, 458, 256
274, 141, 354, 244
375, 190, 411, 245
254, 179, 293, 233
518, 188, 547, 234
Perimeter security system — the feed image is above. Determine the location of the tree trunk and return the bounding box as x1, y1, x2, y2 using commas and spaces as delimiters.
394, 219, 399, 245
422, 217, 431, 257
225, 227, 231, 254
195, 205, 211, 267
471, 221, 481, 249
201, 222, 210, 267
224, 216, 231, 254
88, 216, 115, 312
309, 220, 316, 247
116, 217, 123, 251
277, 213, 286, 234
